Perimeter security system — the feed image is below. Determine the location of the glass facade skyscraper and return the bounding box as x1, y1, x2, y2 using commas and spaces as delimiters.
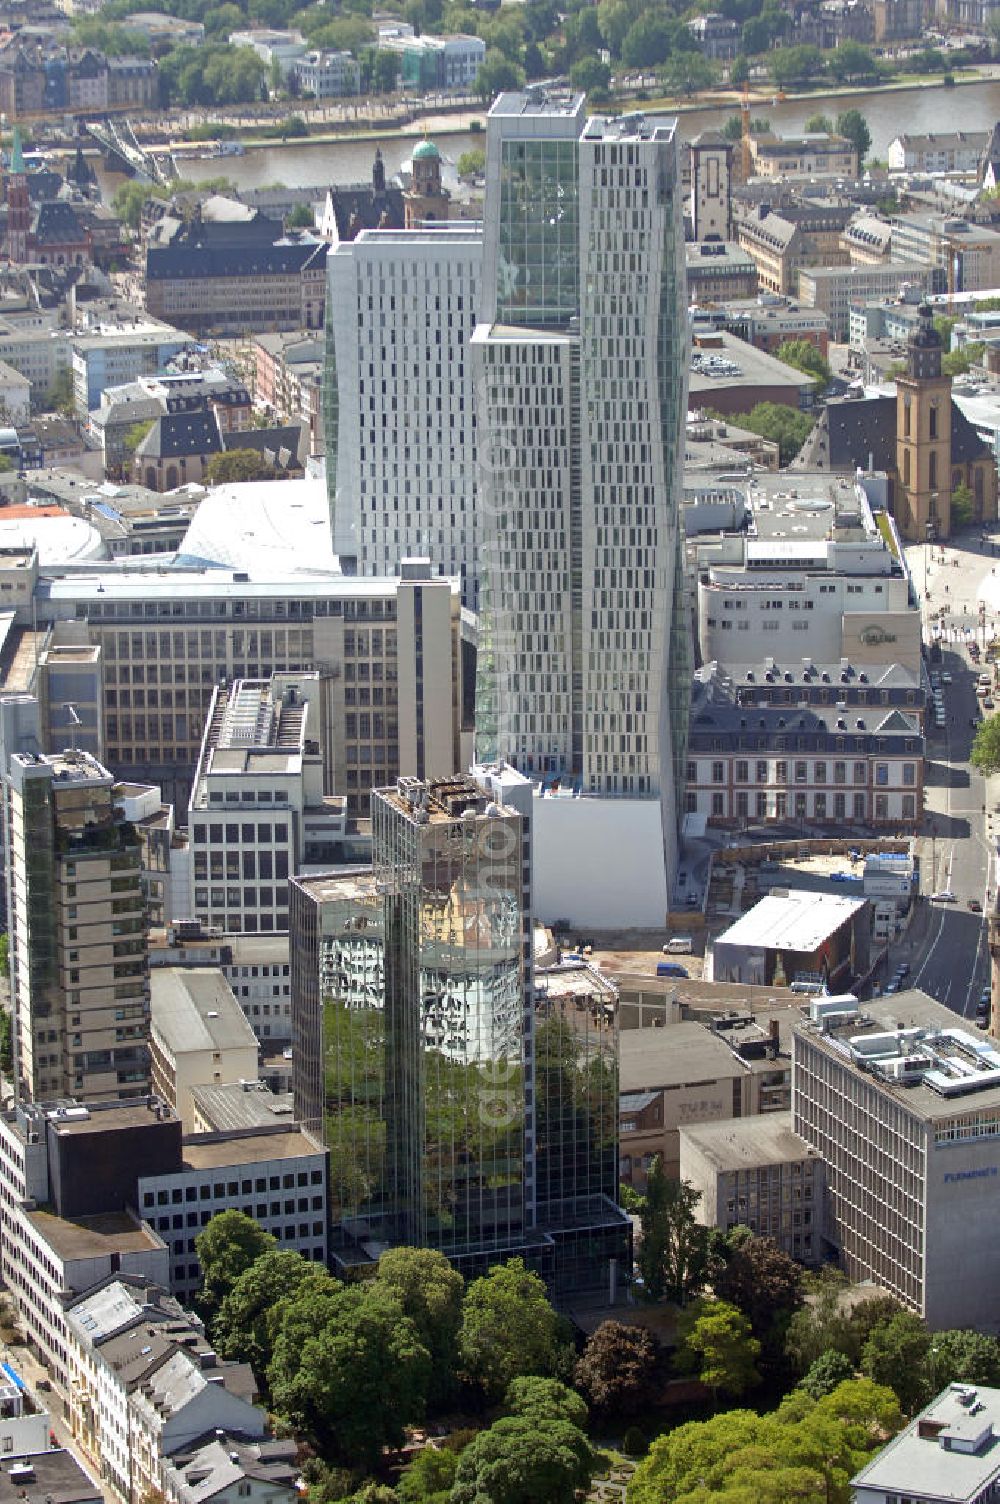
472, 90, 691, 927
290, 772, 629, 1295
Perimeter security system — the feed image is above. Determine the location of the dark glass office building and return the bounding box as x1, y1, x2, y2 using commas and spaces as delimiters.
291, 772, 629, 1298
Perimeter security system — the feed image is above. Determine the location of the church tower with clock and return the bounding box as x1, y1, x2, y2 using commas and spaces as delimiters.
895, 302, 953, 541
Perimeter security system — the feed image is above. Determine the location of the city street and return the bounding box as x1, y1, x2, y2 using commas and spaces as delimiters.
896, 529, 1000, 1020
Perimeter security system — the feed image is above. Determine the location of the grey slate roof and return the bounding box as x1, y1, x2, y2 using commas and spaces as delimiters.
136, 410, 222, 462
329, 184, 405, 240
31, 199, 86, 246
221, 425, 304, 470
145, 238, 326, 281
798, 391, 991, 472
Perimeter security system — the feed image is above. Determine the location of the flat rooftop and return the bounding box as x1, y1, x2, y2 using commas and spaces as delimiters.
798, 992, 1000, 1121
688, 331, 817, 401
620, 1021, 744, 1093
0, 1449, 103, 1504
490, 88, 585, 119
10, 748, 112, 788
381, 775, 496, 826
179, 1128, 321, 1169
151, 968, 258, 1057
190, 1084, 296, 1133
27, 1209, 164, 1262
851, 1384, 1000, 1501
716, 890, 867, 953
679, 1111, 820, 1171
290, 868, 377, 905
44, 1100, 176, 1136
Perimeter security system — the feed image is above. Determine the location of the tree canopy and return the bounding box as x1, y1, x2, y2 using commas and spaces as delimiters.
205, 449, 279, 484
212, 1248, 315, 1375
449, 1415, 591, 1504
459, 1259, 573, 1401
676, 1299, 761, 1403
194, 1210, 276, 1325
376, 1247, 464, 1407
575, 1320, 661, 1419
629, 1379, 903, 1504
638, 1164, 710, 1306
836, 108, 872, 164
776, 339, 832, 388
732, 403, 814, 466
710, 1229, 804, 1361
268, 1281, 431, 1466
971, 713, 1000, 776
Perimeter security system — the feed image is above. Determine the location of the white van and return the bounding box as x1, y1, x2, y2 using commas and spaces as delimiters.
663, 936, 693, 954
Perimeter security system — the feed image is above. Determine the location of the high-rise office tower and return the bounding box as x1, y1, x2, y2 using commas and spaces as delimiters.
471, 90, 691, 928
290, 771, 628, 1294
5, 749, 151, 1104
325, 224, 483, 606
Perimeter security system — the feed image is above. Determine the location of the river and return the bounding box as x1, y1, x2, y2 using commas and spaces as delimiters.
152, 76, 1000, 194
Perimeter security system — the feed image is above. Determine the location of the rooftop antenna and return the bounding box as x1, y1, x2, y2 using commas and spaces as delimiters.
67, 703, 80, 754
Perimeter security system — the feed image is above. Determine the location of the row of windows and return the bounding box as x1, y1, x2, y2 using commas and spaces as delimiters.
143, 1168, 322, 1205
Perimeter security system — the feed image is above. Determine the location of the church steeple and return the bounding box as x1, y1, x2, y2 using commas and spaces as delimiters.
6, 123, 30, 265
907, 301, 943, 381
895, 302, 952, 541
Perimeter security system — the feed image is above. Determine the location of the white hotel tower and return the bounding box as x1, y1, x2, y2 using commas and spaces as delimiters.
472, 89, 691, 928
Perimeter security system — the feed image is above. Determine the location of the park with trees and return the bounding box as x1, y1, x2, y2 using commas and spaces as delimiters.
189, 1172, 1000, 1502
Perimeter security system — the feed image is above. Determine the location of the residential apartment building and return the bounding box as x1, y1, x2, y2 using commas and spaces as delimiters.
0, 1100, 175, 1385
5, 749, 150, 1105
65, 1276, 257, 1503
686, 13, 740, 57
31, 556, 469, 814
106, 55, 158, 109
227, 27, 305, 77
843, 215, 893, 266
291, 48, 360, 97
873, 0, 924, 39
679, 1112, 824, 1264
471, 93, 691, 928
797, 261, 944, 340
162, 1432, 297, 1504
794, 991, 1000, 1328
739, 203, 853, 297
291, 771, 630, 1297
750, 132, 858, 179
0, 311, 72, 397
887, 130, 992, 174
326, 225, 482, 605
685, 669, 924, 829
